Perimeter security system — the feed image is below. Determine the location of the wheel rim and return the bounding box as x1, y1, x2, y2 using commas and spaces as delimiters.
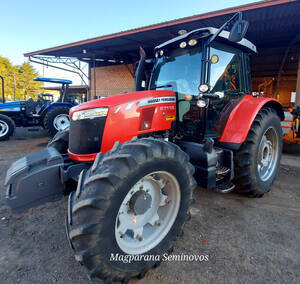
257, 127, 279, 182
53, 114, 70, 131
0, 120, 9, 137
115, 171, 181, 255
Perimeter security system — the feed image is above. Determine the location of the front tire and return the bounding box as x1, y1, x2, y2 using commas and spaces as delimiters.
43, 107, 70, 136
0, 114, 15, 141
67, 138, 196, 282
234, 108, 282, 197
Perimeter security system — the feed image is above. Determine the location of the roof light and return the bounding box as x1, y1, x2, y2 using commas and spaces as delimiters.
179, 42, 187, 48
178, 29, 187, 35
188, 39, 197, 46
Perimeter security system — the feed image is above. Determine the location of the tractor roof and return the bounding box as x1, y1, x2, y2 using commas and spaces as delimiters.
34, 77, 72, 84
155, 27, 257, 53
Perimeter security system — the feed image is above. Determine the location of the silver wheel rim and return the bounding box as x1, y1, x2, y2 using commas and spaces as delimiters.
0, 120, 9, 137
257, 127, 279, 181
115, 171, 181, 254
53, 114, 70, 131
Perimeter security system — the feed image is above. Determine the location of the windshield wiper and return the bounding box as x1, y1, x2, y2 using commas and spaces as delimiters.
155, 84, 174, 89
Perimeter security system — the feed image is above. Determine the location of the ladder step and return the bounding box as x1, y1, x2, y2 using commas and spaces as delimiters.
216, 166, 230, 177
216, 181, 235, 193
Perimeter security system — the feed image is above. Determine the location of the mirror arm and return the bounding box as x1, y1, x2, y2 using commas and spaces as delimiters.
208, 12, 242, 44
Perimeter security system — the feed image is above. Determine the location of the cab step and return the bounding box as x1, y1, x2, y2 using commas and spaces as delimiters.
216, 166, 230, 177
215, 181, 235, 193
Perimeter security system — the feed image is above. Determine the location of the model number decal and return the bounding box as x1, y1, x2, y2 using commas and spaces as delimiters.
138, 96, 176, 107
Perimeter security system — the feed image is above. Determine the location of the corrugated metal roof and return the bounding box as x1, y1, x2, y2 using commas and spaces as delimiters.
25, 0, 300, 66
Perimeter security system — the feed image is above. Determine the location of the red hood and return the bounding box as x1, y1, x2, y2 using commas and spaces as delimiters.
70, 90, 176, 115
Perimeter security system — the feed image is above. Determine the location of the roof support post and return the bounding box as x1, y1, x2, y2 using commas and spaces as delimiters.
93, 57, 97, 99
276, 33, 300, 100
296, 55, 300, 107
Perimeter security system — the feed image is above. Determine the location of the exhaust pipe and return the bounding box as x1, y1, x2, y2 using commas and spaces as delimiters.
0, 75, 5, 103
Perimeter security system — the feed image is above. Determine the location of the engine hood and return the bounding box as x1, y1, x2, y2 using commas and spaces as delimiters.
70, 90, 176, 114
0, 101, 22, 112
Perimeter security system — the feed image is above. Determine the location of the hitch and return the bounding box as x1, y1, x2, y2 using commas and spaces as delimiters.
5, 147, 65, 213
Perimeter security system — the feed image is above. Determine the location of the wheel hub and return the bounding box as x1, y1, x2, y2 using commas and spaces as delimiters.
0, 120, 9, 137
115, 171, 180, 254
53, 114, 70, 131
257, 127, 279, 181
129, 190, 152, 215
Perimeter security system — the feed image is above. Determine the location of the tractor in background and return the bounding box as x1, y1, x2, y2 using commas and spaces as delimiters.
0, 77, 77, 140
5, 12, 283, 283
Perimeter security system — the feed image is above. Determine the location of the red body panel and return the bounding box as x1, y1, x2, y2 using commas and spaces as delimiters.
68, 91, 282, 162
69, 90, 176, 161
218, 95, 282, 144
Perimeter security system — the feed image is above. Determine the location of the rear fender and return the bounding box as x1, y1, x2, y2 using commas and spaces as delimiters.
47, 102, 74, 112
218, 95, 283, 149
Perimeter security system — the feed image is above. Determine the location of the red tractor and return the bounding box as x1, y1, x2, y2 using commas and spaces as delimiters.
5, 13, 283, 282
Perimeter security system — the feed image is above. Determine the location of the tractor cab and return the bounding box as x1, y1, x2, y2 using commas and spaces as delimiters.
33, 77, 73, 103
21, 78, 74, 118
146, 26, 256, 142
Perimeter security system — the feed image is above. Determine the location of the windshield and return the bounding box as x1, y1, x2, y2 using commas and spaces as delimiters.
149, 45, 203, 95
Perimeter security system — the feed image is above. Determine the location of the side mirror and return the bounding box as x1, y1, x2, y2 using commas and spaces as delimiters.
228, 19, 249, 42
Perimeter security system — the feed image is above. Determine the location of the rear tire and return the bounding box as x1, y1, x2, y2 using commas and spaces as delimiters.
67, 138, 196, 282
43, 107, 70, 136
234, 108, 282, 197
0, 114, 15, 141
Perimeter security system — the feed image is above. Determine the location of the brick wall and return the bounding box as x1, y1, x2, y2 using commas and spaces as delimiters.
90, 64, 135, 99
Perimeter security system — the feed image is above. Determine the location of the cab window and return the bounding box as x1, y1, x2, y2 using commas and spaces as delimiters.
206, 42, 245, 137
209, 42, 243, 94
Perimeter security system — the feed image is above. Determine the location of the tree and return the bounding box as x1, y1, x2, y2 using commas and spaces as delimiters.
0, 56, 43, 101
17, 62, 42, 100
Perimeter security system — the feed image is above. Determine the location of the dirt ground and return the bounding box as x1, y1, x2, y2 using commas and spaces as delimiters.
0, 128, 299, 284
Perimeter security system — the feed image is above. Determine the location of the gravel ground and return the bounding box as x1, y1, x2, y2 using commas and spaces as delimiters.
0, 127, 299, 284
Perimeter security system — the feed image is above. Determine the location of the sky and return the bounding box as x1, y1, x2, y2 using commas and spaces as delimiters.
1, 0, 258, 84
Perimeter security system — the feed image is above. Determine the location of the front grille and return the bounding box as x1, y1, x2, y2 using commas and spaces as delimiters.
69, 117, 106, 155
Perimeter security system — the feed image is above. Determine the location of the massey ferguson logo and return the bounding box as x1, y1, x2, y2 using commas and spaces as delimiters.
138, 96, 176, 107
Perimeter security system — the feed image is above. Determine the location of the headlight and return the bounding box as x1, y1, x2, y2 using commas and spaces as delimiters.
72, 107, 108, 121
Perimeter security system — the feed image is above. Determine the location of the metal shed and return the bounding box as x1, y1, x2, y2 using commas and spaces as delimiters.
25, 0, 300, 104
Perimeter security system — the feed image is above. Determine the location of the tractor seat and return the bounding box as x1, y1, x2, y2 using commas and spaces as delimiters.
35, 99, 46, 114
25, 98, 37, 116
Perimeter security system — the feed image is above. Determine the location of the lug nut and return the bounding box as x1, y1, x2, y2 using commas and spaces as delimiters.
138, 236, 143, 241
120, 234, 125, 239
155, 221, 161, 227
166, 200, 171, 205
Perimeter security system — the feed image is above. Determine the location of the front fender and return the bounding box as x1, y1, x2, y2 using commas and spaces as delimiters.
218, 95, 283, 146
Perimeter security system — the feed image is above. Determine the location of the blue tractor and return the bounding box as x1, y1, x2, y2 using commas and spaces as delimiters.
0, 77, 78, 140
